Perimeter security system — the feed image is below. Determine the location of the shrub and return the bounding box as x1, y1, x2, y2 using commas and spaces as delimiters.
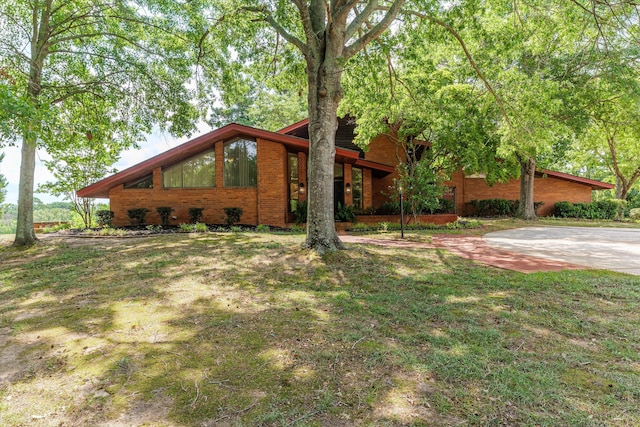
629, 208, 640, 221
194, 222, 208, 233
470, 199, 543, 217
294, 200, 307, 224
230, 225, 242, 233
188, 207, 205, 224
127, 208, 150, 226
256, 224, 270, 232
350, 222, 374, 232
554, 200, 626, 220
223, 207, 243, 225
155, 207, 174, 226
335, 202, 356, 222
96, 210, 114, 227
179, 223, 193, 232
376, 201, 400, 215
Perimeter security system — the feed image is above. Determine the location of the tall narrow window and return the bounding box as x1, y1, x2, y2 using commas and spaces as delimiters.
224, 139, 257, 187
288, 153, 299, 212
352, 167, 363, 212
163, 149, 215, 188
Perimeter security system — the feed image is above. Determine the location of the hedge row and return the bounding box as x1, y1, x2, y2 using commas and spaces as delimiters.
554, 200, 626, 220
469, 199, 544, 217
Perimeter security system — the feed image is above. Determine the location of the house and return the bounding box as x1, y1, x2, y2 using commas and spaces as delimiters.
77, 118, 614, 227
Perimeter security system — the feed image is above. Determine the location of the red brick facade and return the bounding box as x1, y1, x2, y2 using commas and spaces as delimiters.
81, 122, 612, 227
444, 171, 598, 216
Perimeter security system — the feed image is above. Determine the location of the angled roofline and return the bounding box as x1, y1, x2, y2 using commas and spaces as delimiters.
537, 168, 615, 190
77, 122, 389, 198
277, 118, 309, 134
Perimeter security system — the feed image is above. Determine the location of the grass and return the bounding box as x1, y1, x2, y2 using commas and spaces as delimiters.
0, 231, 639, 426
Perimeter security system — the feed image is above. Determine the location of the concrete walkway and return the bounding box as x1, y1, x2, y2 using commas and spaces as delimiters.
484, 226, 640, 276
340, 234, 585, 274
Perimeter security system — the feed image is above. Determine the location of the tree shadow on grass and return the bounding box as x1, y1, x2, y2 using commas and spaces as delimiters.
0, 234, 639, 426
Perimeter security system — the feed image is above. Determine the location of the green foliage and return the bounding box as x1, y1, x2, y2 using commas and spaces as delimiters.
126, 208, 150, 226
96, 210, 114, 227
156, 207, 174, 227
223, 207, 243, 226
230, 225, 242, 233
0, 154, 6, 214
256, 224, 270, 232
194, 222, 208, 233
376, 201, 400, 215
188, 207, 205, 224
630, 209, 640, 221
334, 203, 356, 223
2, 0, 203, 244
471, 199, 544, 217
293, 200, 308, 224
554, 200, 627, 220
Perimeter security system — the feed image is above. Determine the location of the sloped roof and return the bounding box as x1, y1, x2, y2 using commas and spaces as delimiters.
536, 169, 615, 190
77, 122, 393, 198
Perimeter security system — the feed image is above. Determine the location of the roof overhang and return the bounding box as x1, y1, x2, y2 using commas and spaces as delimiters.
77, 122, 395, 198
537, 169, 615, 190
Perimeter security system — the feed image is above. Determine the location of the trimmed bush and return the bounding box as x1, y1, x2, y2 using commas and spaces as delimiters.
223, 207, 243, 225
127, 208, 150, 226
294, 200, 307, 224
335, 202, 356, 222
188, 207, 204, 224
156, 207, 174, 226
96, 210, 114, 227
629, 208, 640, 221
470, 199, 543, 217
554, 200, 626, 220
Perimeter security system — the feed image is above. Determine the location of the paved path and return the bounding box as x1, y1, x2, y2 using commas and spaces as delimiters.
483, 226, 640, 276
340, 234, 585, 274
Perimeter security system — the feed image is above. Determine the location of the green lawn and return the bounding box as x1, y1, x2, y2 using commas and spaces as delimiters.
0, 231, 639, 426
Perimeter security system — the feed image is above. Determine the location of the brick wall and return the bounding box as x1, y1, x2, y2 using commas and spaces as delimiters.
451, 173, 593, 216
365, 133, 401, 166
257, 138, 287, 226
109, 138, 288, 227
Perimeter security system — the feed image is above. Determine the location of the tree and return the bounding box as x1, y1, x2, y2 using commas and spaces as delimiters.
0, 0, 201, 246
201, 1, 405, 252
38, 105, 124, 227
0, 153, 7, 216
340, 14, 516, 213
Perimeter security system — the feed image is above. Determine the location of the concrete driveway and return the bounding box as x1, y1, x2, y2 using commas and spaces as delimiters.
483, 226, 640, 276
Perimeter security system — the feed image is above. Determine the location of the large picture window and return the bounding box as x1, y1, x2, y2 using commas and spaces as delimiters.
163, 149, 215, 188
224, 139, 257, 187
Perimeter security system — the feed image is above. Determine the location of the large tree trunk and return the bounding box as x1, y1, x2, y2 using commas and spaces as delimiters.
14, 139, 38, 246
302, 13, 346, 253
14, 0, 49, 246
517, 156, 537, 220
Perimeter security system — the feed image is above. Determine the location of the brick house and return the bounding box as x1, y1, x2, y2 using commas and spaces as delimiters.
77, 118, 614, 227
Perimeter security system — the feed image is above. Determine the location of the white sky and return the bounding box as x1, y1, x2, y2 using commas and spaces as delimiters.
0, 123, 212, 205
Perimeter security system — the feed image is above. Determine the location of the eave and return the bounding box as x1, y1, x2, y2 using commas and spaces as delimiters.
537, 169, 615, 190
77, 122, 394, 198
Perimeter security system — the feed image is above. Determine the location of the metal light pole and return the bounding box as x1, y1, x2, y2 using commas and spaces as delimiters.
398, 181, 405, 239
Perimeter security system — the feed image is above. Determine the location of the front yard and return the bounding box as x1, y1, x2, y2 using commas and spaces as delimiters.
0, 231, 638, 426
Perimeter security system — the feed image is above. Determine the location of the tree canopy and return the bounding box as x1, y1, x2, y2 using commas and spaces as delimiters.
0, 0, 204, 245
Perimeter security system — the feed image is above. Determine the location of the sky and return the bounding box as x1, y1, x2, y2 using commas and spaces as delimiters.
0, 123, 213, 205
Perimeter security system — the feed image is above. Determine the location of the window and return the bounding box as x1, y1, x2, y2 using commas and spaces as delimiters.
352, 167, 363, 212
124, 174, 153, 189
288, 153, 299, 212
163, 149, 215, 188
224, 139, 257, 187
